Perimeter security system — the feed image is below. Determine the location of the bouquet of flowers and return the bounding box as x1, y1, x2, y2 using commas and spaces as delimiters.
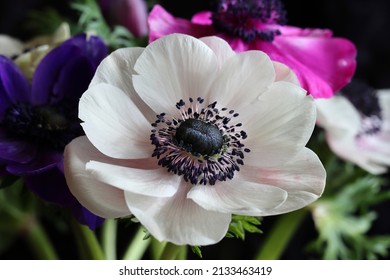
0, 0, 389, 260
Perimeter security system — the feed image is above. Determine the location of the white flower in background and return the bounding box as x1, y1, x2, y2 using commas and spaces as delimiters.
0, 23, 71, 80
0, 35, 24, 57
316, 81, 390, 174
64, 34, 326, 246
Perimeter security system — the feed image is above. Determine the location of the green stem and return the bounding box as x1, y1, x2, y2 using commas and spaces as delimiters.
150, 238, 167, 260
255, 208, 308, 260
23, 215, 58, 260
101, 219, 117, 260
159, 242, 183, 260
71, 219, 105, 259
122, 226, 151, 260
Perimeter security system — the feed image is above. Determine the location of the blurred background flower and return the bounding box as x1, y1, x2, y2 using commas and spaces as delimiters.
148, 0, 357, 98
99, 0, 148, 38
0, 33, 107, 229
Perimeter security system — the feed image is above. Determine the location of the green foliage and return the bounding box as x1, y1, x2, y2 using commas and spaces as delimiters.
226, 215, 262, 240
71, 0, 148, 49
191, 246, 203, 258
309, 174, 390, 259
0, 175, 20, 189
25, 8, 73, 37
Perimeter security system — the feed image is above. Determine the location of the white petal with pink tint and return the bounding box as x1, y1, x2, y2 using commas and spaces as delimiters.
80, 83, 152, 159
124, 181, 231, 246
64, 137, 130, 218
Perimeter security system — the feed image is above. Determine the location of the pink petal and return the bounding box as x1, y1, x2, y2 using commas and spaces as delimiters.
257, 27, 357, 98
191, 11, 213, 25
148, 5, 213, 43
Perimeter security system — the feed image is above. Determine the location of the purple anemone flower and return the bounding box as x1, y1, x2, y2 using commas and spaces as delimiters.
0, 34, 108, 229
148, 0, 357, 98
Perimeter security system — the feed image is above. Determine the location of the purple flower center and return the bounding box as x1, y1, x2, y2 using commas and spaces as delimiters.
340, 80, 383, 135
211, 0, 286, 42
150, 97, 250, 185
3, 101, 83, 150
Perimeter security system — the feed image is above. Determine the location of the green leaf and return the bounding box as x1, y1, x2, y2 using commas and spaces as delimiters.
71, 0, 147, 50
0, 175, 20, 189
227, 215, 262, 240
191, 246, 203, 258
309, 173, 390, 259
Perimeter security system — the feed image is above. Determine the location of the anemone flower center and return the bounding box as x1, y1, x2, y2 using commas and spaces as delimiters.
175, 118, 224, 156
150, 97, 250, 185
3, 101, 83, 150
340, 81, 383, 136
211, 0, 287, 42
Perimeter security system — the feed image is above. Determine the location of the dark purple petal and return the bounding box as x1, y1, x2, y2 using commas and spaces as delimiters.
0, 137, 37, 164
31, 34, 108, 106
24, 166, 104, 229
5, 149, 61, 175
52, 56, 95, 102
0, 55, 30, 118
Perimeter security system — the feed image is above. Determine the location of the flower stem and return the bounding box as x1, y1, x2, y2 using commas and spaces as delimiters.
101, 219, 117, 260
122, 225, 151, 260
23, 215, 58, 260
159, 242, 183, 260
71, 219, 105, 259
255, 208, 308, 260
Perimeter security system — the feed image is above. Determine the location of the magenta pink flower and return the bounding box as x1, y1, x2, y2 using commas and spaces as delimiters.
148, 0, 357, 98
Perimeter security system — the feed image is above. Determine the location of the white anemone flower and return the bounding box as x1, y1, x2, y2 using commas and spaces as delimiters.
64, 34, 326, 246
316, 85, 390, 175
0, 35, 24, 57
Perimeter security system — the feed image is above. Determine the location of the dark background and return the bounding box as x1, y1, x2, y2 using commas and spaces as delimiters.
1, 0, 389, 259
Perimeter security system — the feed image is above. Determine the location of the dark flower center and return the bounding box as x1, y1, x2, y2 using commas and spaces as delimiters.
340, 80, 382, 135
150, 97, 250, 185
175, 118, 224, 156
211, 0, 286, 42
3, 101, 83, 150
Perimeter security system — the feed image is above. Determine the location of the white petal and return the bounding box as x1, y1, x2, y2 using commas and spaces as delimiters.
132, 34, 218, 115
315, 95, 361, 138
241, 148, 326, 195
124, 182, 231, 246
0, 35, 24, 57
188, 180, 288, 216
262, 191, 320, 216
273, 61, 300, 85
316, 95, 390, 174
378, 89, 390, 131
334, 134, 390, 174
199, 36, 236, 67
80, 83, 153, 159
89, 47, 155, 122
86, 161, 180, 197
64, 137, 131, 218
241, 81, 316, 167
239, 148, 325, 215
208, 50, 275, 109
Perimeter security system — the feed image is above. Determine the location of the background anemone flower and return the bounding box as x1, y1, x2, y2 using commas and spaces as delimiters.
148, 0, 357, 99
0, 34, 23, 58
64, 34, 326, 246
316, 81, 390, 175
99, 0, 149, 38
0, 34, 108, 229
